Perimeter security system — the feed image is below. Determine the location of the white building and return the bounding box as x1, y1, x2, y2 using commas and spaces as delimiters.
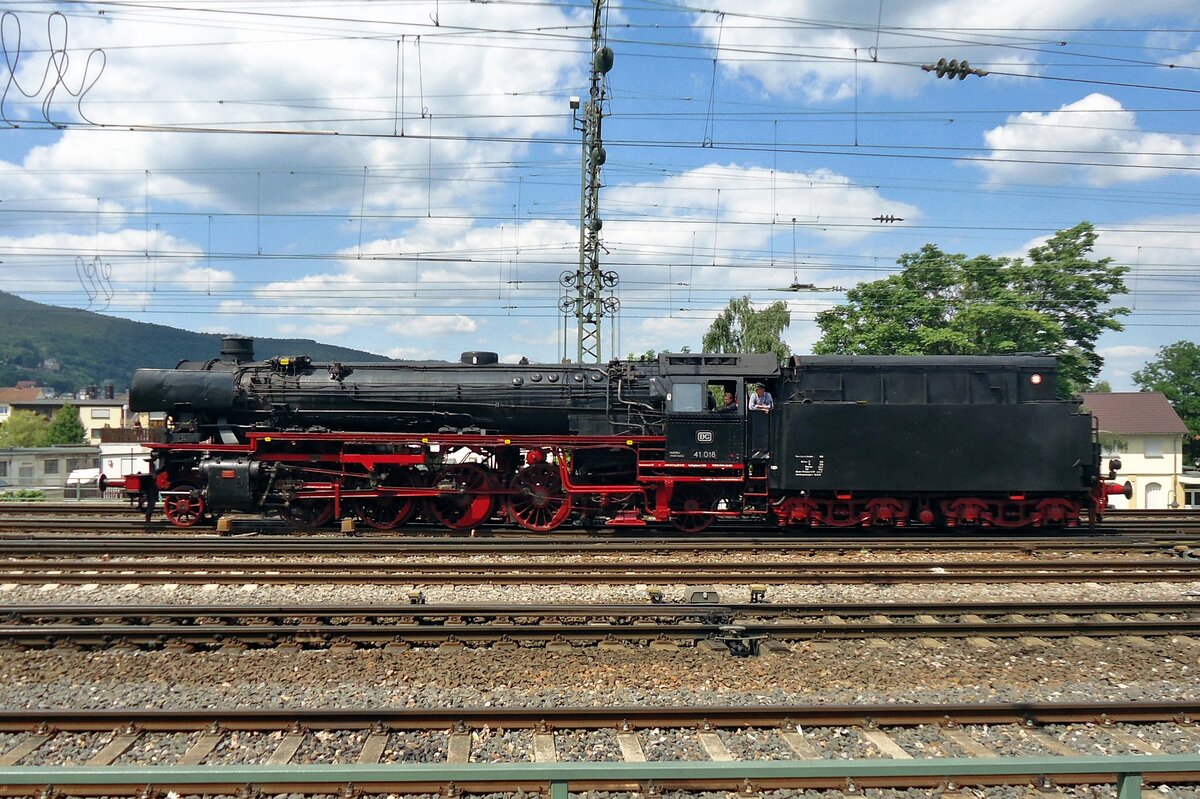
1080, 392, 1190, 510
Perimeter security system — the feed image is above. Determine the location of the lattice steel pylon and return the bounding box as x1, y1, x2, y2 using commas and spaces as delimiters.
561, 0, 617, 364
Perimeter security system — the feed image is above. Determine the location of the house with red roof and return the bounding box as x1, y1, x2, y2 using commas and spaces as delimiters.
1079, 392, 1191, 510
0, 387, 46, 425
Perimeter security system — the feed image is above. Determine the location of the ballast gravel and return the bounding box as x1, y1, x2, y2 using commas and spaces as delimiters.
205, 731, 287, 764
114, 731, 200, 765
2, 637, 1196, 712
556, 729, 621, 761
717, 727, 794, 761
19, 732, 108, 765
294, 729, 367, 763
381, 731, 447, 763
468, 728, 533, 762
639, 728, 707, 761
2, 578, 1199, 607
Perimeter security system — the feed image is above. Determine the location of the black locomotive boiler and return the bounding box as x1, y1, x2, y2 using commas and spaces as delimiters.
122, 338, 1129, 530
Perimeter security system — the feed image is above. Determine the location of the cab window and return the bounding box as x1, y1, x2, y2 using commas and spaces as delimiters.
670, 382, 705, 413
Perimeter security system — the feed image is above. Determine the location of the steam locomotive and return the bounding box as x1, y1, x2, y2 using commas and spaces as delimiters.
121, 337, 1129, 531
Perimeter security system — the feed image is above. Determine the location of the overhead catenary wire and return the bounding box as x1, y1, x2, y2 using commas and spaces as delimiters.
2, 2, 1198, 343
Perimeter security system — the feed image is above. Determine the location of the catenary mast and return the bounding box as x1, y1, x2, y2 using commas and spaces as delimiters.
561, 0, 617, 363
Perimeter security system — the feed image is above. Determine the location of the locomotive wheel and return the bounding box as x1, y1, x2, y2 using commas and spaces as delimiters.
163, 485, 205, 528
353, 496, 418, 530
670, 485, 716, 533
507, 463, 571, 532
354, 471, 421, 530
281, 500, 335, 528
427, 463, 496, 530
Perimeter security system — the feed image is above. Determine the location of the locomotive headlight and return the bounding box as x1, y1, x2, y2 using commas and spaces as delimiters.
1030, 373, 1043, 385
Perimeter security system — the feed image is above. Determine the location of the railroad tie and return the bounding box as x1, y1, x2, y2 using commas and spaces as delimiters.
532, 732, 557, 763
86, 730, 140, 766
1104, 727, 1164, 753
266, 731, 306, 765
1175, 726, 1200, 747
1021, 729, 1080, 757
778, 730, 821, 759
697, 731, 734, 761
858, 729, 912, 759
0, 734, 50, 767
178, 732, 223, 766
939, 729, 997, 758
357, 732, 389, 764
447, 732, 472, 763
616, 732, 646, 762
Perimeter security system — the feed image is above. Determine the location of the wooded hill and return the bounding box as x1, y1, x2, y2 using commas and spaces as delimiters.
0, 292, 392, 392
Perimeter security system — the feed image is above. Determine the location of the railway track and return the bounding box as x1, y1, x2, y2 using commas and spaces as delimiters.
1, 702, 1199, 794
1, 556, 1198, 584
2, 599, 1199, 651
2, 502, 1198, 537
3, 533, 1200, 557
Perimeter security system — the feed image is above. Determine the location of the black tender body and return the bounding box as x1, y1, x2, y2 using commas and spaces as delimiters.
773, 356, 1097, 494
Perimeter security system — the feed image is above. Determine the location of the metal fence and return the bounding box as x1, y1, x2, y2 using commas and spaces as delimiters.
3, 754, 1200, 798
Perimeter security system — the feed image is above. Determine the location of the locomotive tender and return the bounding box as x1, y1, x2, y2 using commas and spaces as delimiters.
123, 337, 1128, 530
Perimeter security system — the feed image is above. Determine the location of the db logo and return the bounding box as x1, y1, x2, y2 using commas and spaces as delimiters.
696, 431, 714, 443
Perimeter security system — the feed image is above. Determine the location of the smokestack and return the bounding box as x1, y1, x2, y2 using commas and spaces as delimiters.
221, 336, 255, 364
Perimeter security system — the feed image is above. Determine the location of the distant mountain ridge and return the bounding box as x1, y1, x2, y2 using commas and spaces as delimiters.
0, 291, 393, 392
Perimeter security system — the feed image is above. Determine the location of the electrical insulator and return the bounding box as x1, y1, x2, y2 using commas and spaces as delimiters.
925, 57, 988, 80
593, 46, 614, 73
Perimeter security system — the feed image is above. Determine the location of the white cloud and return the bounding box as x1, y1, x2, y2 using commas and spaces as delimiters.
276, 322, 351, 338
387, 314, 479, 336
1099, 344, 1156, 360
979, 94, 1200, 186
383, 345, 440, 360
0, 229, 233, 301
2, 2, 588, 219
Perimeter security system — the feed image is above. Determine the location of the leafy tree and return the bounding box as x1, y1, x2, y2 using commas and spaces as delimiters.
1133, 341, 1200, 462
702, 295, 791, 362
1017, 223, 1129, 392
40, 403, 87, 446
814, 223, 1127, 395
1089, 380, 1112, 393
0, 409, 48, 448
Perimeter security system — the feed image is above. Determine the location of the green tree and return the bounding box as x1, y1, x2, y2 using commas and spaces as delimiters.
814, 223, 1127, 394
0, 409, 48, 448
1089, 380, 1113, 393
1133, 341, 1200, 462
702, 295, 791, 362
40, 403, 87, 446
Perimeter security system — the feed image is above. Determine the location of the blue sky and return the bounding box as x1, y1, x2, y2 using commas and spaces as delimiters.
2, 1, 1199, 387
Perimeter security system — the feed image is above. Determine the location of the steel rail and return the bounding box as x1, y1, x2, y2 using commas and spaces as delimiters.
0, 558, 1197, 584
1, 534, 1198, 556
5, 598, 1198, 619
2, 701, 1199, 731
4, 618, 1199, 647
2, 600, 1198, 648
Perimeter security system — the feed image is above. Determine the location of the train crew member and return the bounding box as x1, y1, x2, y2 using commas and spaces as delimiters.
748, 384, 773, 412
716, 391, 738, 413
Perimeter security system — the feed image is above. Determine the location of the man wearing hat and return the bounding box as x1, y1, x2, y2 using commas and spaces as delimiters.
748, 383, 773, 412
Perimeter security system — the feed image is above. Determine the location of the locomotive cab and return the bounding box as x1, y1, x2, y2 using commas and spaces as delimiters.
654, 352, 780, 465
663, 378, 745, 464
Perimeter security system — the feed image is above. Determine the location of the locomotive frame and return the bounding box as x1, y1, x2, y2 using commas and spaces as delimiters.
122, 344, 1130, 532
